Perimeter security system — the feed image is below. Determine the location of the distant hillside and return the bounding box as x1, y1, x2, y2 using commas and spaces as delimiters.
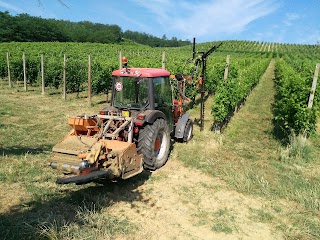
188, 40, 320, 59
0, 11, 190, 47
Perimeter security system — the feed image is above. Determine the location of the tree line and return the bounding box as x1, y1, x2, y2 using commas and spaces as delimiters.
0, 11, 190, 47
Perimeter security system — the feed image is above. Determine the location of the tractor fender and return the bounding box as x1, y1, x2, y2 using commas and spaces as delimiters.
144, 110, 166, 124
174, 113, 191, 139
135, 110, 166, 126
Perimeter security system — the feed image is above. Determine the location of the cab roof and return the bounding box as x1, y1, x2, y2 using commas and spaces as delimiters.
112, 68, 170, 78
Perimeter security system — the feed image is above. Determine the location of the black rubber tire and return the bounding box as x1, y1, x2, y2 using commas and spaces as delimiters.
183, 119, 193, 142
137, 118, 170, 171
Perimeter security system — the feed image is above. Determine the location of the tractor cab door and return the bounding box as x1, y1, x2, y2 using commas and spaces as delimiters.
152, 77, 174, 132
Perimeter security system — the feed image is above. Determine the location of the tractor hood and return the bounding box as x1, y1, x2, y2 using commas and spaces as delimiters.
112, 68, 170, 78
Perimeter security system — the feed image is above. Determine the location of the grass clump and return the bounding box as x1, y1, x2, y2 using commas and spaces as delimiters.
211, 208, 235, 234
249, 208, 274, 222
279, 131, 312, 162
212, 223, 233, 234
38, 199, 134, 240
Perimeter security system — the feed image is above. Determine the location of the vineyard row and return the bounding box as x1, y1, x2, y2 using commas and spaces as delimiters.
1, 44, 318, 138
273, 59, 319, 137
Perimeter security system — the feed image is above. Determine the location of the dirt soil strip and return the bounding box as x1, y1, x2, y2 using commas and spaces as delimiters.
107, 159, 282, 240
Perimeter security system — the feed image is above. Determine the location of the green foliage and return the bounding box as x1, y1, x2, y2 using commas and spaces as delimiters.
206, 62, 226, 93
9, 57, 23, 82
91, 62, 115, 94
3, 53, 39, 84
0, 54, 6, 78
0, 11, 189, 47
123, 30, 191, 47
212, 57, 270, 123
66, 58, 86, 93
25, 57, 40, 85
45, 57, 63, 88
0, 11, 68, 42
273, 59, 319, 137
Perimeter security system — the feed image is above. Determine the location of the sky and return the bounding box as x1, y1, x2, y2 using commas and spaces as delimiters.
0, 0, 319, 44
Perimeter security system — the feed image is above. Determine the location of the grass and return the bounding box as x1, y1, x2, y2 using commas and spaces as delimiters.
211, 223, 233, 234
37, 199, 134, 240
211, 208, 235, 234
279, 131, 312, 162
249, 208, 274, 222
175, 59, 320, 239
1, 64, 320, 239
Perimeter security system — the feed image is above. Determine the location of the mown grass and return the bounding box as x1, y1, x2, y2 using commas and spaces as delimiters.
1, 63, 320, 239
0, 83, 137, 239
175, 59, 320, 239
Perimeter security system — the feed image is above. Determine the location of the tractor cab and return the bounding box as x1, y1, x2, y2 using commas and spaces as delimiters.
110, 67, 175, 131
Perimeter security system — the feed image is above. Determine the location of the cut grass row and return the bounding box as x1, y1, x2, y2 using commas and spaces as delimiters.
175, 59, 320, 239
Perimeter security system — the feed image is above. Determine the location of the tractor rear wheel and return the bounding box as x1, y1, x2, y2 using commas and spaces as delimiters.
137, 118, 170, 170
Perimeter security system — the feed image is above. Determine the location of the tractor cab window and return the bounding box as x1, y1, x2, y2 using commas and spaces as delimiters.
153, 77, 172, 108
113, 77, 149, 109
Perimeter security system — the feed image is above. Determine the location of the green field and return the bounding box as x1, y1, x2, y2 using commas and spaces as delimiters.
0, 41, 319, 239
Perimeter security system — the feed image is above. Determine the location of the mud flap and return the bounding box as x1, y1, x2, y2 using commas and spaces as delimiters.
174, 113, 191, 139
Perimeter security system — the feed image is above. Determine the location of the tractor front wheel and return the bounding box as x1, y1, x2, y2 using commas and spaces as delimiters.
137, 118, 170, 171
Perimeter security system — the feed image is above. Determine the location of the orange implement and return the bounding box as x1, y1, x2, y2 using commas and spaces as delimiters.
68, 117, 100, 136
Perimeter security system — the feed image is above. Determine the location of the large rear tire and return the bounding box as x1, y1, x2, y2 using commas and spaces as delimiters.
137, 118, 170, 170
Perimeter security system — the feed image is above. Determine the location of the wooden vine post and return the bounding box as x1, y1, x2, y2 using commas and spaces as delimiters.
224, 55, 230, 81
41, 54, 45, 95
162, 51, 166, 69
308, 63, 319, 109
119, 50, 123, 69
88, 54, 92, 106
6, 52, 11, 88
62, 54, 66, 100
23, 52, 27, 91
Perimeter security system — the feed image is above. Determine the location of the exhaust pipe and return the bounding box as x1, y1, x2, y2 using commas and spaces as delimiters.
50, 162, 80, 174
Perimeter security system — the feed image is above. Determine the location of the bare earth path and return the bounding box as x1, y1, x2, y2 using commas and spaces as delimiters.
107, 156, 282, 240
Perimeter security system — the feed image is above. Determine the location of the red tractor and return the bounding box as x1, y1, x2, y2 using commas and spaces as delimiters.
50, 39, 221, 184
50, 58, 193, 184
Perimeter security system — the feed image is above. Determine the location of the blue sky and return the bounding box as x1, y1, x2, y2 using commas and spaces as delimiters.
0, 0, 319, 44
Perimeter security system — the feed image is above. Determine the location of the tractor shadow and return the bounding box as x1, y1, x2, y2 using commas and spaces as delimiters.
188, 93, 211, 128
184, 93, 211, 113
0, 170, 152, 239
0, 145, 50, 156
